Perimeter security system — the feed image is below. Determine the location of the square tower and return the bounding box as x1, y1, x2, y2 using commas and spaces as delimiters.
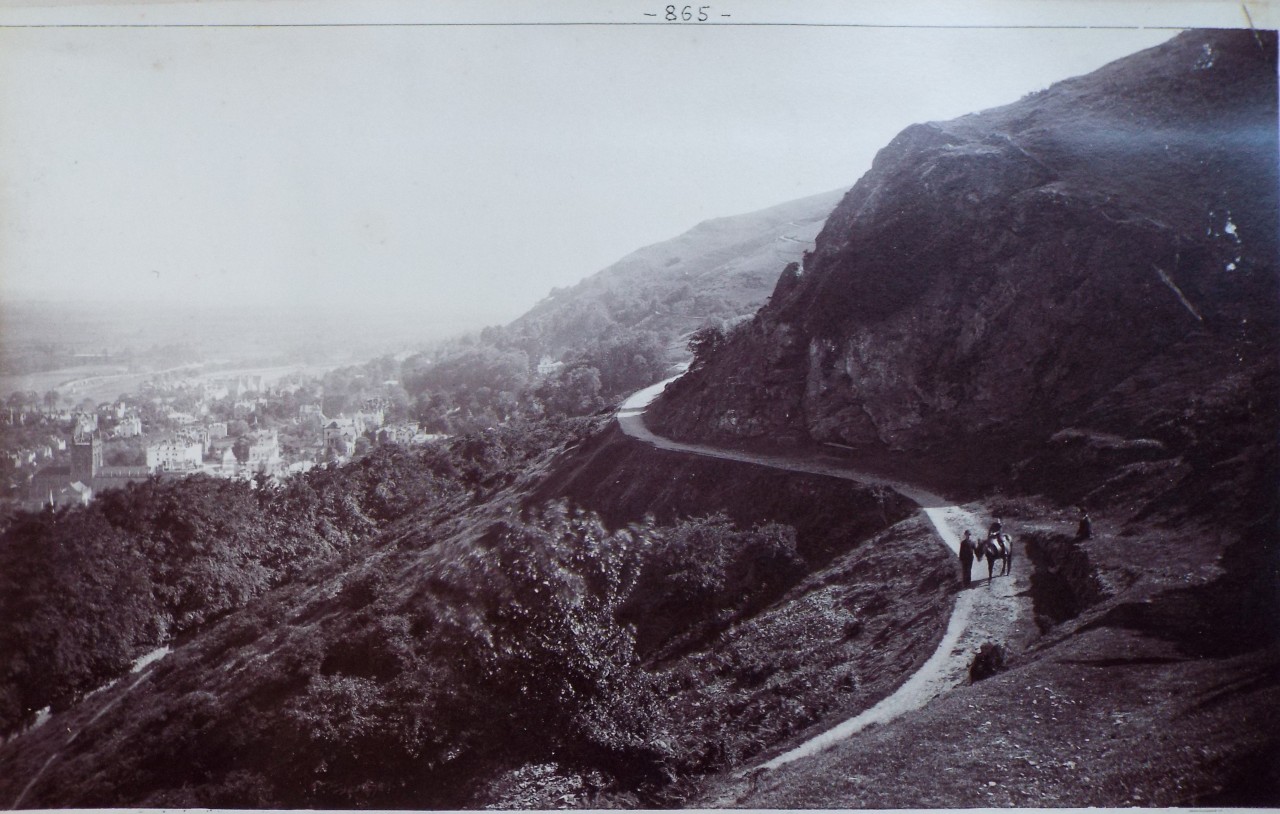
70, 432, 102, 482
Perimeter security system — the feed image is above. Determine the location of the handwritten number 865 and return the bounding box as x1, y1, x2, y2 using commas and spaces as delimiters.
666, 5, 710, 21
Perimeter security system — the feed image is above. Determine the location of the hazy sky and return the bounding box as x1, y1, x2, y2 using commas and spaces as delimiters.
0, 1, 1233, 332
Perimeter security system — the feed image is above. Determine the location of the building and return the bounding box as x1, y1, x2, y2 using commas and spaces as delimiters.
114, 415, 143, 438
92, 465, 153, 492
356, 407, 385, 430
72, 411, 98, 435
211, 374, 264, 400
298, 404, 325, 429
71, 429, 103, 481
168, 411, 199, 426
28, 465, 75, 507
378, 422, 420, 446
242, 430, 281, 475
323, 416, 364, 459
176, 426, 211, 455
146, 437, 204, 473
537, 356, 565, 377
26, 478, 92, 511
204, 445, 238, 478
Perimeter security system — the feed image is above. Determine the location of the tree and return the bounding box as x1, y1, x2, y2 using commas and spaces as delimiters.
43, 391, 60, 411
544, 366, 603, 417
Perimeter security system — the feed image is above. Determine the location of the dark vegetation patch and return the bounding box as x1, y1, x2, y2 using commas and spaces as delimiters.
1023, 530, 1107, 631
618, 513, 804, 659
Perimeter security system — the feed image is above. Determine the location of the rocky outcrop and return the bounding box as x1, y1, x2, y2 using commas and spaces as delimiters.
1022, 530, 1107, 631
649, 30, 1278, 493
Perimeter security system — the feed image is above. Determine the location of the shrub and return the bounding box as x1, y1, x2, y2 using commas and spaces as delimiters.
621, 513, 803, 656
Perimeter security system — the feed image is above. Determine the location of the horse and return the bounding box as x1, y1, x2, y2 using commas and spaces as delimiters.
976, 533, 1013, 580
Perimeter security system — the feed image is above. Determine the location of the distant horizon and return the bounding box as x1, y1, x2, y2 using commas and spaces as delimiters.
0, 185, 852, 346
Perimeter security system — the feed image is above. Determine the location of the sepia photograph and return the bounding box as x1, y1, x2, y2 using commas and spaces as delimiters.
0, 0, 1276, 808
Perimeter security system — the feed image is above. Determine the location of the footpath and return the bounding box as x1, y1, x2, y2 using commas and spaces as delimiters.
616, 378, 1025, 798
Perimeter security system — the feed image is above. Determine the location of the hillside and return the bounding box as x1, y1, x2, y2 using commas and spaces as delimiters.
650, 29, 1278, 502
499, 189, 843, 359
392, 190, 841, 432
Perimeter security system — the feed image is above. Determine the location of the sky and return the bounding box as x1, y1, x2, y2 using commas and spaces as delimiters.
0, 1, 1241, 336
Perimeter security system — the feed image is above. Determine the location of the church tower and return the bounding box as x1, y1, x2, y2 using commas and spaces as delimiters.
70, 431, 102, 483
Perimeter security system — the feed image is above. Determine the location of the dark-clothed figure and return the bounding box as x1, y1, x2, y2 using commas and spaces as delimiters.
959, 530, 976, 587
989, 517, 1004, 537
1077, 510, 1093, 540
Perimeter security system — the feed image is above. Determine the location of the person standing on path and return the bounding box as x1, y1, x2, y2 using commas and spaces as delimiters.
959, 529, 976, 587
1077, 509, 1093, 540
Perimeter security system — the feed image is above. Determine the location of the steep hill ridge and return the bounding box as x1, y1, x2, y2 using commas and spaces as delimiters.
501, 189, 842, 358
649, 30, 1278, 502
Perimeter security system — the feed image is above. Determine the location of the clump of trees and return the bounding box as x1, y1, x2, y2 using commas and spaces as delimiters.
687, 324, 726, 369
396, 325, 671, 434
310, 280, 741, 440
622, 513, 803, 657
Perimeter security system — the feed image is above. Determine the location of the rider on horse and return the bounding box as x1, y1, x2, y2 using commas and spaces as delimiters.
980, 517, 1012, 578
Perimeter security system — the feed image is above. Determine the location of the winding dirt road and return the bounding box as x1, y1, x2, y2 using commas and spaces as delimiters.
617, 377, 1022, 781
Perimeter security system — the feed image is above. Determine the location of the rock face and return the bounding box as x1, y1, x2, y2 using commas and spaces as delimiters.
649, 30, 1278, 492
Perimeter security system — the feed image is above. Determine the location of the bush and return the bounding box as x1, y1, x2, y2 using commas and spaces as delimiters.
621, 513, 803, 656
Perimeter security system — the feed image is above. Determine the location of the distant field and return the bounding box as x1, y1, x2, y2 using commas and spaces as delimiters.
0, 362, 338, 405
192, 363, 338, 384
0, 365, 132, 401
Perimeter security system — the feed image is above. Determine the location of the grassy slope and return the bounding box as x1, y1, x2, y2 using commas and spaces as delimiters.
716, 501, 1280, 808
651, 513, 960, 779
